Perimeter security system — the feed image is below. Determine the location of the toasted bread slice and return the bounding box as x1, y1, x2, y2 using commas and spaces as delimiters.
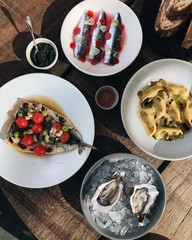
167, 0, 192, 17
5, 100, 93, 156
155, 0, 189, 37
181, 19, 192, 48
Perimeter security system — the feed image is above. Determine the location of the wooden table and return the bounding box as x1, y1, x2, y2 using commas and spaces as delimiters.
0, 0, 191, 239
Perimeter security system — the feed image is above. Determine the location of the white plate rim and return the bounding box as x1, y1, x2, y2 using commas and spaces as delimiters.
0, 73, 95, 188
60, 0, 143, 76
121, 59, 192, 161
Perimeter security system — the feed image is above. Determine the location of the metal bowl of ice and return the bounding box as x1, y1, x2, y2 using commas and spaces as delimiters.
80, 153, 166, 240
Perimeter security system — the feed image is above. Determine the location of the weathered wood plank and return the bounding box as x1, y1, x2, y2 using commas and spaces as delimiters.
0, 178, 100, 240
151, 158, 192, 239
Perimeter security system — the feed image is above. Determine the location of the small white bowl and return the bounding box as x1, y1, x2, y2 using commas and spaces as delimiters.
26, 37, 58, 70
95, 86, 119, 110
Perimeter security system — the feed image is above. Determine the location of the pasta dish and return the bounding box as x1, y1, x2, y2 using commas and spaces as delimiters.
137, 79, 192, 140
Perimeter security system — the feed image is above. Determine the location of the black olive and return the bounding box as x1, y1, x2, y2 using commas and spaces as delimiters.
46, 147, 53, 153
141, 99, 153, 109
18, 143, 27, 149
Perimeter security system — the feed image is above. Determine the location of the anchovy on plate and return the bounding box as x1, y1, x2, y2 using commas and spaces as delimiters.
104, 12, 122, 65
88, 10, 107, 63
73, 10, 95, 60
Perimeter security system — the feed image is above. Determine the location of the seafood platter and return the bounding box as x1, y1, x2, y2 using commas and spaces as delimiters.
60, 0, 143, 76
81, 153, 166, 240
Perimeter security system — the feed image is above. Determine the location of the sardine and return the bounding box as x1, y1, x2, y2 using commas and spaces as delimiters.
104, 12, 122, 65
88, 10, 107, 63
69, 129, 98, 155
73, 10, 95, 60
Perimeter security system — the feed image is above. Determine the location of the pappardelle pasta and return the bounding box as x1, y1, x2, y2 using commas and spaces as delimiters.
137, 79, 192, 140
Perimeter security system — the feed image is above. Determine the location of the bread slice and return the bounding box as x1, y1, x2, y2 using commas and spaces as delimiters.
155, 0, 189, 37
5, 100, 95, 156
181, 19, 192, 48
167, 0, 192, 18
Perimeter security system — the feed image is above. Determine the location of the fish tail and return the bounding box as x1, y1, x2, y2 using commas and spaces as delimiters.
78, 142, 98, 155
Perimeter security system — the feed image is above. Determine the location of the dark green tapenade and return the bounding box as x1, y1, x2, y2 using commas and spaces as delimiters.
30, 43, 56, 67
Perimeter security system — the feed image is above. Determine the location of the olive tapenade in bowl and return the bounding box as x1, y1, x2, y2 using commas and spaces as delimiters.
26, 38, 58, 70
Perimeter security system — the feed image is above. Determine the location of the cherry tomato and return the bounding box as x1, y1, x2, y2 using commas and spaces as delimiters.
70, 42, 76, 49
96, 39, 104, 48
73, 27, 81, 35
99, 19, 105, 25
32, 123, 43, 134
105, 32, 111, 40
87, 10, 93, 18
90, 59, 98, 65
16, 117, 29, 129
59, 132, 70, 143
84, 46, 90, 54
21, 135, 33, 147
51, 123, 62, 131
33, 145, 46, 156
113, 57, 119, 64
32, 112, 44, 124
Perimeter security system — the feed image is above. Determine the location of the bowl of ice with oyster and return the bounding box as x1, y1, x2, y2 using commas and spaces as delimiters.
80, 153, 166, 240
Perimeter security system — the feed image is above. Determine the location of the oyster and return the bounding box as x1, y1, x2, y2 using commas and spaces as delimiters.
91, 171, 125, 212
130, 183, 159, 225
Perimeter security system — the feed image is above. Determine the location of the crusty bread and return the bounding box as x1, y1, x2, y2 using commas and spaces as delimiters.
155, 0, 191, 37
181, 19, 192, 48
167, 0, 192, 18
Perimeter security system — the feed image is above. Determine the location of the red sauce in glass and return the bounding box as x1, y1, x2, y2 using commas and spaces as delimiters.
96, 87, 117, 108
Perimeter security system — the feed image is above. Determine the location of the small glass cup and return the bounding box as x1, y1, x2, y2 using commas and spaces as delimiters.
95, 85, 119, 110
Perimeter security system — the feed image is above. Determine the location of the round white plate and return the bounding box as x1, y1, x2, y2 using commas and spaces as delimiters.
121, 59, 192, 161
0, 73, 95, 188
60, 0, 142, 76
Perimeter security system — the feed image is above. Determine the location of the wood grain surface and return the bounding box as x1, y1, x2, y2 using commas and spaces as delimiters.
0, 0, 192, 240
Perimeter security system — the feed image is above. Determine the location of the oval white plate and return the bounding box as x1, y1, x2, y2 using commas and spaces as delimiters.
121, 59, 192, 161
0, 73, 95, 188
60, 0, 142, 76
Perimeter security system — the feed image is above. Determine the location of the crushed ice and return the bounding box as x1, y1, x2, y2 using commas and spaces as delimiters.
83, 157, 159, 236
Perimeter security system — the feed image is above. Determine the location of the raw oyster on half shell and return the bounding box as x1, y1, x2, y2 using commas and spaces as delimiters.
130, 183, 159, 225
91, 170, 125, 212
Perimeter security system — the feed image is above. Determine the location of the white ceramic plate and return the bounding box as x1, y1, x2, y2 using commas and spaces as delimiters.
0, 73, 95, 188
60, 0, 142, 76
121, 59, 192, 161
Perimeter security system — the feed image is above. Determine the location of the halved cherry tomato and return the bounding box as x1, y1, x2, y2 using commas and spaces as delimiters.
51, 123, 62, 131
33, 145, 46, 156
96, 39, 104, 48
84, 46, 90, 54
32, 112, 44, 124
113, 57, 119, 64
73, 27, 81, 35
90, 59, 98, 65
21, 135, 33, 147
59, 132, 70, 143
87, 10, 93, 18
85, 33, 91, 41
70, 42, 76, 49
16, 117, 29, 129
105, 32, 111, 40
32, 123, 43, 134
99, 19, 105, 25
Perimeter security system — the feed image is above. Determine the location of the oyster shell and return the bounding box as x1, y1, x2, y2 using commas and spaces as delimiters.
91, 171, 125, 212
130, 183, 159, 225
